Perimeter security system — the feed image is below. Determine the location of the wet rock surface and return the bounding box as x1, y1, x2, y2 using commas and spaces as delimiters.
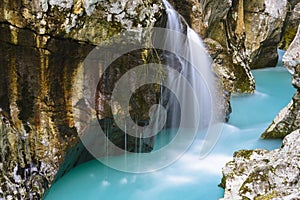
0, 25, 95, 198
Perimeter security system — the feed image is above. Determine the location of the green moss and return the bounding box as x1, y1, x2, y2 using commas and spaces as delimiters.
261, 122, 290, 139
234, 149, 254, 159
254, 191, 276, 200
232, 62, 255, 93
219, 175, 227, 188
279, 27, 298, 50
240, 168, 271, 198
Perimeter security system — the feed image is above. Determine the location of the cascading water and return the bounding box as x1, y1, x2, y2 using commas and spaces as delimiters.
153, 0, 219, 154
70, 0, 220, 173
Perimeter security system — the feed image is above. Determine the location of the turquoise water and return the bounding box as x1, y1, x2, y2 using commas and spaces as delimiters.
45, 66, 295, 200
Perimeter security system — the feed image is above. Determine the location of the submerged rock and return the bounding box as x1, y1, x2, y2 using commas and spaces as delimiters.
262, 24, 300, 139
221, 129, 300, 200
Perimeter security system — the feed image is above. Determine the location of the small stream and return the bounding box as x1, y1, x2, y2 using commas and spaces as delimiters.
45, 53, 295, 200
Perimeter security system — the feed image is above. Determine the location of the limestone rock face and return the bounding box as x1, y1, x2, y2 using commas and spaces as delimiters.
222, 0, 288, 70
203, 0, 256, 93
171, 0, 255, 94
244, 0, 288, 69
167, 0, 207, 37
204, 38, 232, 121
0, 0, 162, 199
173, 0, 288, 93
221, 129, 300, 200
160, 0, 291, 93
199, 0, 288, 90
279, 1, 300, 50
200, 0, 256, 93
0, 24, 95, 198
262, 24, 300, 139
0, 0, 161, 44
283, 24, 300, 75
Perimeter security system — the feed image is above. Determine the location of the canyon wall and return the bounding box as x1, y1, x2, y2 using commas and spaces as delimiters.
0, 0, 299, 199
0, 0, 161, 198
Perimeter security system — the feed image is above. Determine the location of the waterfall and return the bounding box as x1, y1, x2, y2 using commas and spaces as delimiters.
77, 0, 222, 173
158, 0, 215, 132
149, 0, 220, 157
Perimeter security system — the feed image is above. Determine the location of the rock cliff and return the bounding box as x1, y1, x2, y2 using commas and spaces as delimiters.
0, 0, 162, 199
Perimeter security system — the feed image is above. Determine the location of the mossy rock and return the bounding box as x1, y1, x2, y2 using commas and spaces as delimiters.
233, 149, 254, 159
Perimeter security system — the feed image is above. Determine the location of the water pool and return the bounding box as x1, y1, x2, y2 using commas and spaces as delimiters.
44, 66, 295, 200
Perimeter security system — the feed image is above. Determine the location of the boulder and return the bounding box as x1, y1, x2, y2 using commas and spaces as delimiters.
221, 129, 300, 200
